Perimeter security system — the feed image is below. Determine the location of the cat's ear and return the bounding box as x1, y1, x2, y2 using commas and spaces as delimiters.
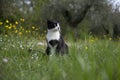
57, 22, 60, 26
47, 20, 51, 24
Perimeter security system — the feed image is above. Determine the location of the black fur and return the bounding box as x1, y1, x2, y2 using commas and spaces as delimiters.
46, 20, 68, 56
46, 36, 68, 55
47, 20, 58, 29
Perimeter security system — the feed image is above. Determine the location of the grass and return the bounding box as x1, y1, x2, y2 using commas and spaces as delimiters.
0, 34, 120, 80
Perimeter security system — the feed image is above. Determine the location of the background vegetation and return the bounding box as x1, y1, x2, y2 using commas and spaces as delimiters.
0, 0, 120, 39
0, 0, 120, 80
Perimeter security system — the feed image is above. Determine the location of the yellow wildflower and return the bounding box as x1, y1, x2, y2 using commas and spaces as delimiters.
19, 32, 22, 36
8, 26, 12, 29
32, 26, 35, 29
9, 24, 12, 29
15, 21, 18, 25
20, 18, 25, 22
15, 30, 18, 33
26, 30, 28, 33
12, 25, 16, 29
6, 20, 9, 23
0, 21, 3, 25
35, 28, 39, 31
5, 25, 9, 28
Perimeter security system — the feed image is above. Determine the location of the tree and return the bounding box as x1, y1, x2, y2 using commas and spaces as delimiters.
41, 0, 113, 39
0, 0, 22, 21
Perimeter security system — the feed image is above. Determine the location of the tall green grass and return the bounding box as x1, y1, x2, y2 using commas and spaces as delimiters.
0, 35, 120, 80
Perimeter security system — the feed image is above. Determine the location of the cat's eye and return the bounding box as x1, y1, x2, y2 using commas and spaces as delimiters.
54, 23, 57, 26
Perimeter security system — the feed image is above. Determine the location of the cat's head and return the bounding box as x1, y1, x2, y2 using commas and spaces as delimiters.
47, 20, 60, 32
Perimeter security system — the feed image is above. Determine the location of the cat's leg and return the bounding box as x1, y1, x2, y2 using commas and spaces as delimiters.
46, 46, 51, 55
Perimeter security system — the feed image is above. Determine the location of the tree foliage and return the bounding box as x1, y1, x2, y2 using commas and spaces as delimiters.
0, 0, 120, 39
41, 0, 120, 39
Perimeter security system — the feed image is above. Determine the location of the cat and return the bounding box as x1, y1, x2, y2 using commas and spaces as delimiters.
46, 20, 68, 56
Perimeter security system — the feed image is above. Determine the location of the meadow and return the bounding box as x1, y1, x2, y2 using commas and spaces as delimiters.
0, 19, 120, 80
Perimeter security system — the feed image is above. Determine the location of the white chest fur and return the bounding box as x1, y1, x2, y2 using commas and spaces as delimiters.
46, 30, 60, 42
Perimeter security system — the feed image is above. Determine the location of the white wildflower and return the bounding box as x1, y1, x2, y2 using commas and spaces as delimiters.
37, 42, 45, 46
3, 58, 8, 63
0, 38, 2, 42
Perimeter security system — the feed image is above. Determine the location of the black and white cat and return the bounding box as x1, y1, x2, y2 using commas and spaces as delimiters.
46, 20, 68, 56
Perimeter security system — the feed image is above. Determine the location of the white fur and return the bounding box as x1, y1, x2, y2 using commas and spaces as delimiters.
46, 23, 60, 42
46, 31, 60, 42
